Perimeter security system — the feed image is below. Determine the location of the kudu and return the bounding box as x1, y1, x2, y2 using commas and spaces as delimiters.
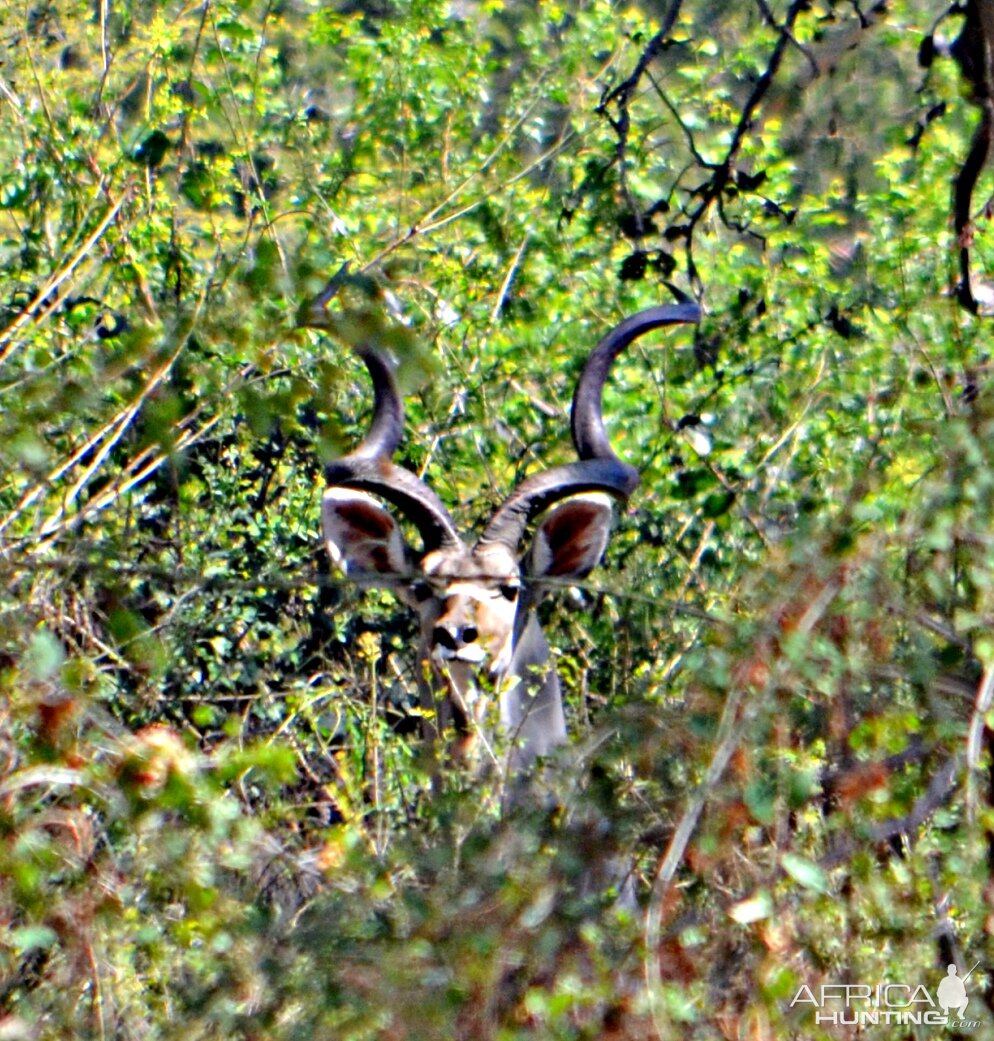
322, 304, 700, 787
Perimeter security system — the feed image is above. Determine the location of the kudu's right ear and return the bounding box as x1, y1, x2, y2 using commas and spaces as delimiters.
526, 493, 615, 581
322, 488, 413, 579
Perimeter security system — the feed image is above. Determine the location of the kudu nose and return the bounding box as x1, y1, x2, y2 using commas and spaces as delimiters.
432, 623, 478, 650
432, 625, 458, 651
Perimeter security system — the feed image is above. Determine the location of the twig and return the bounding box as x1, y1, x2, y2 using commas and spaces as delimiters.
966, 664, 994, 820
753, 0, 818, 75
0, 188, 132, 365
820, 753, 961, 868
644, 680, 748, 1039
0, 766, 87, 797
489, 233, 531, 327
598, 0, 687, 114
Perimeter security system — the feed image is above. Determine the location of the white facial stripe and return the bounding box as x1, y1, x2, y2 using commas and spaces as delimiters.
432, 643, 486, 662
442, 580, 516, 603
454, 645, 487, 664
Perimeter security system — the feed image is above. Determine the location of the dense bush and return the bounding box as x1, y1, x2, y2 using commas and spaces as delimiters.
2, 1, 993, 1037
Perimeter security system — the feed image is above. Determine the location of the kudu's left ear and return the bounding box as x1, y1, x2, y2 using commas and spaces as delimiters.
525, 493, 616, 580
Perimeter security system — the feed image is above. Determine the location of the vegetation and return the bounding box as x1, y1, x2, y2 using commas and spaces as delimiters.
2, 0, 993, 1036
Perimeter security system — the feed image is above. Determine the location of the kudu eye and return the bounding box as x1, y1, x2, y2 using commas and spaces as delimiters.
498, 583, 519, 602
412, 580, 433, 603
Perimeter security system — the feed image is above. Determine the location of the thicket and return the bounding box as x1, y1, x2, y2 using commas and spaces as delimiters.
2, 1, 993, 1037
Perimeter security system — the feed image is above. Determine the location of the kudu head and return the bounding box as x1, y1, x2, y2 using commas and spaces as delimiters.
322, 304, 700, 776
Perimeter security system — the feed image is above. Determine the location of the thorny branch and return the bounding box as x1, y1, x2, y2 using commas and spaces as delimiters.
598, 0, 686, 117
927, 0, 994, 315
599, 0, 887, 292
820, 753, 961, 868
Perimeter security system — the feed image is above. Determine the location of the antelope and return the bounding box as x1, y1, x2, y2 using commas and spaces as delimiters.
321, 303, 700, 786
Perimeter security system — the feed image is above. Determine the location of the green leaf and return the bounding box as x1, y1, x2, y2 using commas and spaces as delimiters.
24, 630, 65, 681
781, 853, 829, 894
11, 925, 58, 953
729, 890, 773, 924
744, 778, 776, 825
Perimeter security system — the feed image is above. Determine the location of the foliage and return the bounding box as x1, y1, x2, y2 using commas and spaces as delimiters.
1, 0, 994, 1037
